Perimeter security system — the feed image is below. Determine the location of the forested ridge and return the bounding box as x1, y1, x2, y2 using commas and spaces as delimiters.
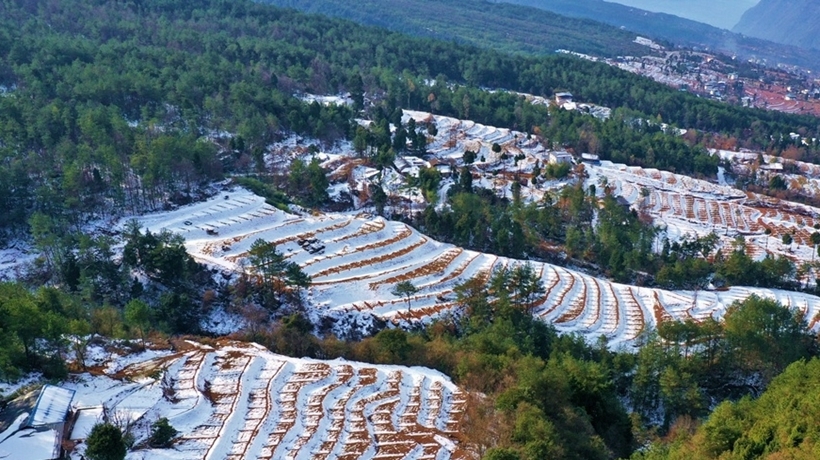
266, 0, 820, 72
635, 357, 820, 459
499, 0, 820, 71
264, 0, 651, 58
2, 1, 820, 459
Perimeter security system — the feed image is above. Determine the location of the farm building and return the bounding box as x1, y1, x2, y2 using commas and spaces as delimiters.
432, 162, 453, 177
548, 151, 573, 165
581, 153, 600, 164
395, 155, 429, 175
69, 406, 105, 442
554, 92, 573, 105
28, 385, 75, 428
760, 162, 784, 171
0, 385, 76, 460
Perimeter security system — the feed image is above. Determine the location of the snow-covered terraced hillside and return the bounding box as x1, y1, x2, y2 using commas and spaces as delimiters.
590, 161, 820, 265
135, 189, 820, 346
67, 340, 467, 460
404, 110, 547, 166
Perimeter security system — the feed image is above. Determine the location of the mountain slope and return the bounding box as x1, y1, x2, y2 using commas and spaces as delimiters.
608, 0, 758, 30
262, 0, 647, 57
5, 0, 820, 238
264, 0, 820, 71
498, 0, 820, 70
734, 0, 820, 51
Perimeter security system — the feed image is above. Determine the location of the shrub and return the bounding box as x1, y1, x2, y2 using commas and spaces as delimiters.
149, 417, 178, 447
85, 423, 126, 460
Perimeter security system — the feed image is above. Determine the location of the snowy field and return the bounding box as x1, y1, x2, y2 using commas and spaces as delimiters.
134, 188, 820, 347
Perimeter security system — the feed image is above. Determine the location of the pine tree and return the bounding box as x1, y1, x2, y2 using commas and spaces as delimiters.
85, 423, 126, 460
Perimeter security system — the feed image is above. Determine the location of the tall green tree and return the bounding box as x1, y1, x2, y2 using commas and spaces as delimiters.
247, 239, 311, 308
85, 423, 126, 460
391, 281, 419, 308
288, 158, 329, 208
124, 299, 151, 349
723, 294, 814, 382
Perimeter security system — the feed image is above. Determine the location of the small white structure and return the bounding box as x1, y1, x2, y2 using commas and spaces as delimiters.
396, 156, 429, 175
634, 37, 664, 50
581, 153, 600, 163
548, 151, 573, 165
70, 407, 104, 441
760, 163, 784, 171
28, 385, 75, 428
0, 385, 76, 460
555, 92, 573, 105
433, 162, 453, 177
561, 101, 578, 111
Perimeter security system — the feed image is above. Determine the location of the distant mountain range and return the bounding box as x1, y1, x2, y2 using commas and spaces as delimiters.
264, 0, 820, 71
493, 0, 820, 70
606, 0, 759, 30
734, 0, 820, 51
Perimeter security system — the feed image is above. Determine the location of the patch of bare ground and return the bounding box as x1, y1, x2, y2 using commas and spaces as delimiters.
544, 271, 575, 319
335, 368, 380, 460
653, 292, 673, 325
435, 252, 482, 286
625, 288, 647, 339
258, 363, 333, 459
312, 235, 427, 279
556, 278, 587, 324
369, 248, 462, 290
332, 220, 386, 243
224, 359, 286, 460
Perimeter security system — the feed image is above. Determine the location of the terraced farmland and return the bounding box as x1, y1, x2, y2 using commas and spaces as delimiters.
68, 340, 467, 460
593, 161, 820, 265
397, 111, 820, 267
136, 189, 820, 346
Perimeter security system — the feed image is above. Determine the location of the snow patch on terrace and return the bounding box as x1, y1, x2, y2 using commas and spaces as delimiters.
0, 241, 36, 282
297, 93, 353, 107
